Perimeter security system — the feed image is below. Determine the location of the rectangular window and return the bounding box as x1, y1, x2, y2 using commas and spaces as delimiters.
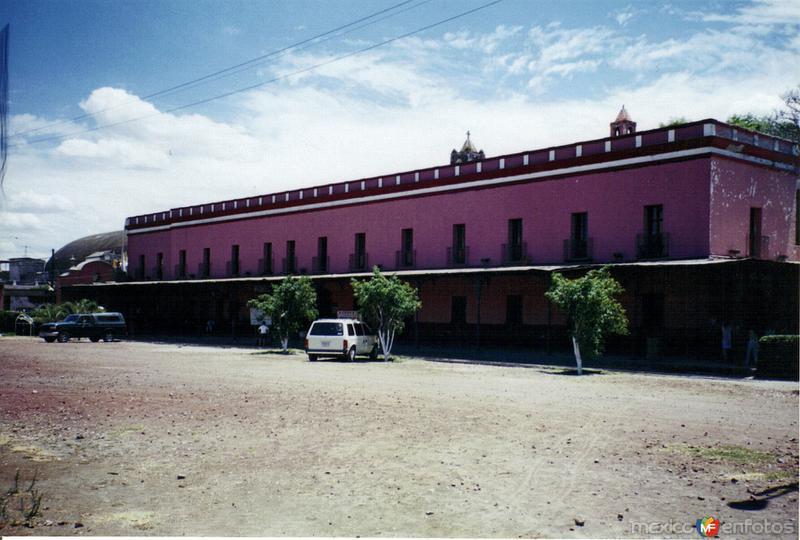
309, 322, 343, 336
262, 242, 273, 275
506, 295, 523, 325
452, 224, 466, 264
231, 244, 240, 276
796, 190, 800, 246
285, 240, 296, 274
508, 218, 523, 261
571, 212, 588, 259
178, 250, 187, 278
749, 207, 763, 257
571, 212, 588, 242
202, 247, 211, 278
451, 296, 467, 324
644, 205, 663, 237
156, 252, 164, 280
354, 233, 366, 270
317, 236, 328, 272
401, 228, 414, 267
639, 205, 666, 259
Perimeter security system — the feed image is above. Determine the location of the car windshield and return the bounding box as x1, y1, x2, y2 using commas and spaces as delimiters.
63, 315, 79, 323
309, 322, 343, 336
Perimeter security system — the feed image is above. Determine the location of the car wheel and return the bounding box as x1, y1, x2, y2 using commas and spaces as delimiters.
344, 347, 356, 362
90, 336, 100, 343
44, 337, 56, 343
103, 331, 114, 343
57, 332, 70, 343
308, 354, 317, 362
370, 344, 378, 361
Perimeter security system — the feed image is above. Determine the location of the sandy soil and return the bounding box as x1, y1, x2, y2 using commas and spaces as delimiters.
0, 336, 797, 538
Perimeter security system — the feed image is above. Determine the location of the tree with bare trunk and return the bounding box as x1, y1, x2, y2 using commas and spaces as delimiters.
546, 267, 628, 375
247, 276, 317, 353
351, 267, 421, 361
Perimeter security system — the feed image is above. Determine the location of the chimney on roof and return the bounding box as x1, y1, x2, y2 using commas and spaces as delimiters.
610, 105, 636, 138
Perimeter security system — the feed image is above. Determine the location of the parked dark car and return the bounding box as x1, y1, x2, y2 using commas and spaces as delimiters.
39, 313, 126, 343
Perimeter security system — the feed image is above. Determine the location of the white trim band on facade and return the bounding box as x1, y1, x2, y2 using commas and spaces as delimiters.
128, 147, 794, 235
68, 258, 758, 288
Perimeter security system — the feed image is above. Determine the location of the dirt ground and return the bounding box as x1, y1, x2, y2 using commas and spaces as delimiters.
0, 336, 797, 538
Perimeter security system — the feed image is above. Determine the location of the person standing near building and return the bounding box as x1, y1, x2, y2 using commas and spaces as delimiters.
745, 328, 759, 368
257, 321, 269, 348
721, 321, 733, 362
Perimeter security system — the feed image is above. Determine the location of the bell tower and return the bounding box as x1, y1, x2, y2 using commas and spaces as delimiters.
610, 105, 636, 137
450, 131, 485, 164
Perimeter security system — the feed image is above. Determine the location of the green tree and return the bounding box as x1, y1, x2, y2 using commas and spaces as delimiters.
727, 85, 800, 143
62, 298, 104, 315
247, 276, 318, 352
545, 267, 629, 375
351, 267, 421, 361
30, 303, 68, 323
658, 117, 689, 128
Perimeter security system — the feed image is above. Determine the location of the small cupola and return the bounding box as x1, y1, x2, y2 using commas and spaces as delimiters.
450, 131, 485, 165
610, 105, 636, 137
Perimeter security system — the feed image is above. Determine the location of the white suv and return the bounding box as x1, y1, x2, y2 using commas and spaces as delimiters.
305, 318, 379, 362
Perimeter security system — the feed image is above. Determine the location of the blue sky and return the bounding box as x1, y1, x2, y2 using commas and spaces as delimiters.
1, 0, 799, 261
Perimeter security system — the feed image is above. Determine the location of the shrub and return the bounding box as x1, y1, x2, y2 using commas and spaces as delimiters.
756, 335, 799, 381
0, 311, 21, 333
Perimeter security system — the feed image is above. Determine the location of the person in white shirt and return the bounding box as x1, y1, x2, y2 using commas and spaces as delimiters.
257, 322, 269, 347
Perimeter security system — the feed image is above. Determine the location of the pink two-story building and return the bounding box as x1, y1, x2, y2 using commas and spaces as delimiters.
63, 111, 799, 357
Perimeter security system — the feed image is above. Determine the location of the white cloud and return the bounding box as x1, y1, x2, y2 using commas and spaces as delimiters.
0, 211, 46, 232
56, 138, 171, 169
696, 0, 800, 26
614, 5, 636, 26
8, 113, 85, 144
443, 25, 521, 54
528, 25, 615, 65
477, 25, 523, 54
7, 190, 74, 213
443, 30, 473, 49
517, 25, 617, 92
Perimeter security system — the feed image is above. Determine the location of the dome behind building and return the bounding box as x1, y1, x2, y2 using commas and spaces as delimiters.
46, 230, 125, 274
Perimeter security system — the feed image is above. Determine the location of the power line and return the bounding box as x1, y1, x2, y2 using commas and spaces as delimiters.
13, 0, 502, 148
148, 0, 434, 104
9, 0, 419, 139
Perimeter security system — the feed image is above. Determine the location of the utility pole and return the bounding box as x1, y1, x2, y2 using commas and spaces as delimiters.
50, 248, 56, 284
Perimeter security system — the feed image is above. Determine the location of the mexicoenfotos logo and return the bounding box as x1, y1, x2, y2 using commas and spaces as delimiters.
696, 516, 721, 537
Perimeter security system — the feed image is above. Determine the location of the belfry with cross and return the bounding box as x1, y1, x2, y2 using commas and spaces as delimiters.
450, 130, 485, 165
